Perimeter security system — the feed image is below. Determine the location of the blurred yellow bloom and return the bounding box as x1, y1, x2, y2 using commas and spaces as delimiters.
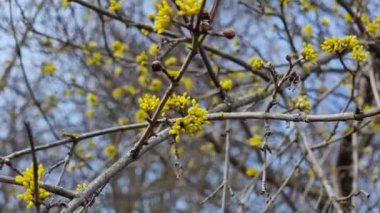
41, 62, 57, 75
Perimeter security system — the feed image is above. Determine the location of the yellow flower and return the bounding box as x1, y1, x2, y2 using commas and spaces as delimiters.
104, 144, 117, 158
164, 56, 177, 66
15, 164, 50, 209
249, 135, 262, 148
61, 0, 70, 7
109, 0, 121, 12
87, 93, 98, 105
149, 78, 163, 92
76, 182, 88, 192
86, 52, 102, 66
301, 43, 319, 63
376, 14, 380, 23
321, 17, 330, 26
135, 109, 148, 122
148, 43, 159, 55
138, 94, 160, 112
248, 57, 263, 69
112, 40, 128, 58
162, 93, 190, 115
291, 95, 311, 112
344, 13, 353, 23
114, 66, 122, 77
303, 24, 313, 39
169, 99, 209, 142
181, 77, 193, 90
118, 117, 129, 125
281, 0, 289, 6
85, 109, 95, 119
366, 22, 379, 36
340, 35, 358, 50
154, 0, 175, 34
245, 167, 259, 177
41, 62, 57, 75
112, 87, 124, 99
136, 51, 148, 65
176, 0, 203, 16
351, 45, 368, 62
220, 79, 233, 91
320, 36, 341, 53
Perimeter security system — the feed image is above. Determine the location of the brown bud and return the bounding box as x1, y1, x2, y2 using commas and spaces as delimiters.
286, 54, 292, 62
151, 60, 163, 72
222, 28, 236, 39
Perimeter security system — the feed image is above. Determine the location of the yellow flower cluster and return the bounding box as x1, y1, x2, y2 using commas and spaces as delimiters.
138, 94, 160, 113
162, 93, 190, 115
154, 0, 175, 34
112, 40, 128, 58
169, 99, 209, 142
109, 0, 121, 12
41, 62, 57, 75
301, 43, 319, 63
176, 0, 203, 16
321, 17, 330, 26
220, 79, 233, 91
87, 93, 98, 105
245, 167, 259, 177
75, 182, 88, 192
86, 52, 102, 66
15, 164, 50, 209
248, 57, 263, 69
104, 144, 117, 158
303, 24, 312, 39
291, 95, 311, 112
249, 135, 262, 148
320, 35, 368, 62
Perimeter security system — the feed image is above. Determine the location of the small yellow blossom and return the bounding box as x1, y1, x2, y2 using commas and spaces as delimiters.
291, 95, 311, 112
245, 167, 259, 177
351, 45, 368, 62
76, 183, 88, 192
303, 24, 313, 39
164, 56, 177, 66
321, 17, 330, 26
15, 164, 50, 209
149, 78, 163, 91
320, 36, 341, 53
220, 79, 233, 91
170, 145, 185, 156
302, 43, 319, 63
123, 86, 137, 95
140, 29, 151, 35
148, 43, 159, 55
340, 35, 358, 50
136, 51, 148, 65
118, 117, 129, 125
248, 57, 263, 69
181, 77, 193, 90
114, 66, 122, 77
41, 62, 57, 75
249, 135, 262, 147
112, 40, 128, 58
366, 22, 379, 36
376, 14, 380, 23
65, 89, 73, 97
361, 14, 370, 25
104, 144, 117, 158
87, 93, 98, 105
154, 0, 175, 34
135, 109, 148, 122
169, 99, 209, 142
61, 0, 70, 7
344, 13, 353, 23
109, 0, 121, 12
86, 52, 102, 66
85, 109, 95, 119
176, 0, 203, 16
112, 87, 124, 99
162, 93, 190, 115
138, 94, 160, 112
